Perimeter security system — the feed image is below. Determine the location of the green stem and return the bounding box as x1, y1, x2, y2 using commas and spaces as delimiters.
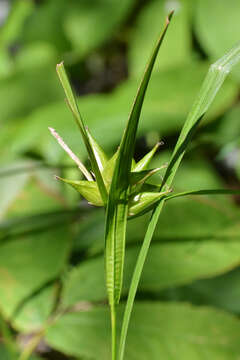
118, 201, 164, 360
111, 304, 117, 360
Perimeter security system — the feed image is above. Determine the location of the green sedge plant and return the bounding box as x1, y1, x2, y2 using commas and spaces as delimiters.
49, 12, 240, 360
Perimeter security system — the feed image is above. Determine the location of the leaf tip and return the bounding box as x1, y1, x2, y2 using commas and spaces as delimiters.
167, 10, 174, 24
48, 126, 55, 134
157, 140, 164, 147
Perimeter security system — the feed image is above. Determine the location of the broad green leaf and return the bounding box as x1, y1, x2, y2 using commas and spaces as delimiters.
0, 65, 63, 123
0, 178, 71, 322
0, 314, 16, 359
0, 208, 84, 241
0, 0, 33, 78
0, 344, 42, 360
12, 285, 56, 332
0, 0, 33, 49
0, 121, 30, 163
0, 178, 70, 320
0, 162, 79, 226
63, 0, 135, 60
129, 0, 192, 77
46, 302, 240, 359
0, 225, 70, 319
181, 267, 240, 314
119, 41, 240, 359
20, 0, 69, 52
105, 13, 173, 308
15, 43, 58, 71
0, 344, 17, 360
56, 62, 108, 205
72, 209, 105, 255
0, 51, 12, 79
57, 177, 103, 206
62, 219, 240, 307
0, 344, 41, 360
5, 178, 64, 218
0, 161, 30, 220
20, 0, 134, 62
0, 177, 72, 329
209, 105, 240, 154
195, 0, 240, 82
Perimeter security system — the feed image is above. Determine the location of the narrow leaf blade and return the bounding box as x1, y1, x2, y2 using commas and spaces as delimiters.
56, 63, 108, 205
105, 11, 174, 309
166, 188, 240, 201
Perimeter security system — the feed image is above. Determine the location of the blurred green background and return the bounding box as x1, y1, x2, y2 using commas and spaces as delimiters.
0, 0, 240, 359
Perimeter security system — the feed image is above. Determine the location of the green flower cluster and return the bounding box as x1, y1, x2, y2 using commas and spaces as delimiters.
50, 127, 170, 218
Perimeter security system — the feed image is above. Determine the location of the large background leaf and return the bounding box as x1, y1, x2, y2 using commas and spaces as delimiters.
46, 302, 240, 359
129, 0, 192, 76
195, 0, 240, 82
0, 225, 70, 319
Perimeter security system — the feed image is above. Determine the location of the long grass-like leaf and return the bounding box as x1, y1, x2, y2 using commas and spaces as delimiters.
167, 188, 240, 200
105, 9, 173, 307
119, 41, 240, 360
105, 8, 171, 304
56, 63, 108, 205
105, 12, 173, 359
